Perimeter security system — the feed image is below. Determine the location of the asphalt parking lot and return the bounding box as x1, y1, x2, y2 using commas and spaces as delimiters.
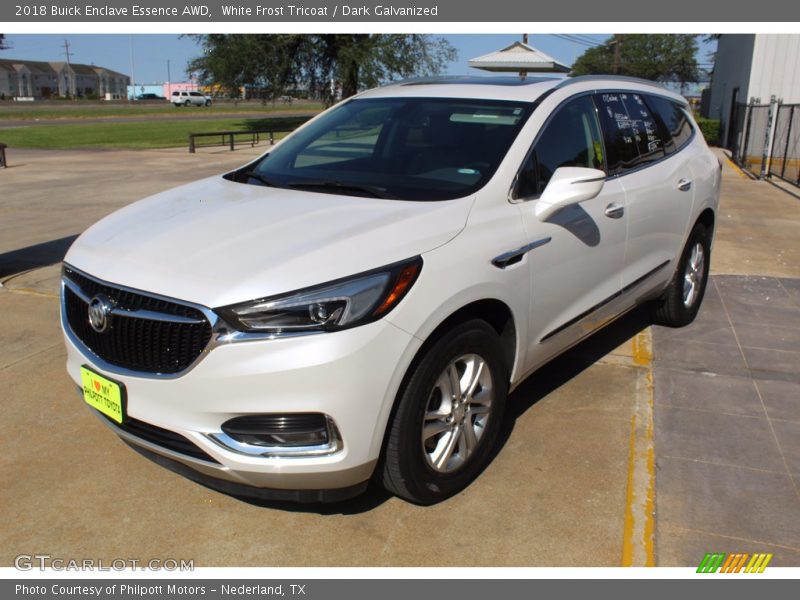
1, 145, 798, 567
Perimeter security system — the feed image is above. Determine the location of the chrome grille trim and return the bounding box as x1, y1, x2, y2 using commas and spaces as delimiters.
62, 277, 206, 325
61, 263, 219, 379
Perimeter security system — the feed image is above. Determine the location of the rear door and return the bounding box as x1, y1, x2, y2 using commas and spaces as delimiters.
594, 92, 696, 291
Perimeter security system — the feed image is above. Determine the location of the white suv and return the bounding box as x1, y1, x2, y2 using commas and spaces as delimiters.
61, 76, 720, 504
171, 90, 211, 106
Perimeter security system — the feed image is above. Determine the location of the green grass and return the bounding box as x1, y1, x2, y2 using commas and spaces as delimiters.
0, 102, 323, 121
0, 116, 312, 149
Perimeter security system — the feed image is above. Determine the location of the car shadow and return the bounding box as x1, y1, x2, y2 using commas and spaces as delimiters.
0, 234, 78, 279
493, 305, 652, 456
233, 306, 652, 515
230, 484, 394, 515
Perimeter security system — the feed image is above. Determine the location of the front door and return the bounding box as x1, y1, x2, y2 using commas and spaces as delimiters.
513, 94, 628, 371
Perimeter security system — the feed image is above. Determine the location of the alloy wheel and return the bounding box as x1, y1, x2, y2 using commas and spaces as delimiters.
421, 353, 494, 473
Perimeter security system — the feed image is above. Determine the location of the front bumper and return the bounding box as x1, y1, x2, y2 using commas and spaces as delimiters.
64, 314, 420, 496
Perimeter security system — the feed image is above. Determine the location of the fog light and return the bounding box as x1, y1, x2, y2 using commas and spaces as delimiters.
220, 413, 334, 449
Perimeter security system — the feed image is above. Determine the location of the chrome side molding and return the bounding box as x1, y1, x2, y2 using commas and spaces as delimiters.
491, 237, 552, 269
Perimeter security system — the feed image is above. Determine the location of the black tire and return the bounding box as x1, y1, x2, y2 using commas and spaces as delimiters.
380, 319, 508, 504
652, 221, 712, 327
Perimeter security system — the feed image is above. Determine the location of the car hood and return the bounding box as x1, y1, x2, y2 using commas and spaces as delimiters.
65, 176, 473, 307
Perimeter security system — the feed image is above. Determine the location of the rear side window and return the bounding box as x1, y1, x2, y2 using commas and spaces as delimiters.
594, 92, 666, 174
517, 95, 605, 197
646, 95, 694, 154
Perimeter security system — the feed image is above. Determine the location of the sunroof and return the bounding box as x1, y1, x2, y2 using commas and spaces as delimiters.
400, 76, 560, 87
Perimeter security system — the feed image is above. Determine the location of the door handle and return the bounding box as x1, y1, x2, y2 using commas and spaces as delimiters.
677, 179, 692, 192
604, 203, 624, 219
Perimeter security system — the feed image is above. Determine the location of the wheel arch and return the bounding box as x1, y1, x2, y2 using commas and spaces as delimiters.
412, 298, 517, 381
373, 299, 516, 490
696, 207, 715, 235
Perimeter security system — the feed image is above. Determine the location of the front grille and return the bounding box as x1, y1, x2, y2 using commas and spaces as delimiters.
222, 414, 329, 436
63, 266, 212, 374
103, 413, 220, 464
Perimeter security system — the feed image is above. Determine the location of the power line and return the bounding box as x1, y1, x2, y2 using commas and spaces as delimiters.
565, 34, 607, 47
551, 34, 605, 48
551, 34, 598, 48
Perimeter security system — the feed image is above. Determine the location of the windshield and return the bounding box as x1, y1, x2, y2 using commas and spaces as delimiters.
235, 97, 533, 201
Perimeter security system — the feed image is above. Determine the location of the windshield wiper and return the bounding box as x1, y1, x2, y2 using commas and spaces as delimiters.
239, 170, 278, 188
287, 180, 392, 199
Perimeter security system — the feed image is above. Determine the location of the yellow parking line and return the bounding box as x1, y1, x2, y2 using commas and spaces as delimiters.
621, 414, 638, 566
644, 369, 656, 566
632, 330, 653, 366
622, 333, 656, 567
0, 286, 59, 299
724, 154, 749, 180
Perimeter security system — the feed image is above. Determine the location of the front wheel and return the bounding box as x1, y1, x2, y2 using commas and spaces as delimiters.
652, 221, 712, 327
380, 319, 508, 504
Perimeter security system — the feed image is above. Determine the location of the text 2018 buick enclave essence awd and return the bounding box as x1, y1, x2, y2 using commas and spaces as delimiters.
61, 76, 720, 504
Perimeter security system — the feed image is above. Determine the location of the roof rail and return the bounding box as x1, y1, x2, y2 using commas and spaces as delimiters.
391, 75, 561, 87
554, 74, 670, 91
553, 75, 687, 104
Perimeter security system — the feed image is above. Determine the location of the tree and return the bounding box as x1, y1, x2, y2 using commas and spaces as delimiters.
187, 35, 305, 98
0, 35, 10, 50
570, 34, 700, 85
187, 34, 456, 102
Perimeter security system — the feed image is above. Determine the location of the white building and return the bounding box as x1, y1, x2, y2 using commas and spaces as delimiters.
0, 59, 129, 99
707, 34, 800, 147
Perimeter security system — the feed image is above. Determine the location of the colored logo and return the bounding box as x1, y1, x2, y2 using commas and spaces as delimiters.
697, 552, 773, 573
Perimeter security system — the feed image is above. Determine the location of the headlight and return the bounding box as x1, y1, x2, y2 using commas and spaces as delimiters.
216, 256, 422, 334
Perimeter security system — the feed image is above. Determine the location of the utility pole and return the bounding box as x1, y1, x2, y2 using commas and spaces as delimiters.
62, 39, 73, 64
129, 35, 136, 102
167, 59, 171, 99
611, 34, 622, 75
62, 38, 74, 99
520, 34, 529, 80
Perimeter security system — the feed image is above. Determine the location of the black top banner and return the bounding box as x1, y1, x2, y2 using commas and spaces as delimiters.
3, 0, 799, 22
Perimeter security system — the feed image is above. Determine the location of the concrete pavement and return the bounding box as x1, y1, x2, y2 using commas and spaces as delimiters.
651, 151, 800, 566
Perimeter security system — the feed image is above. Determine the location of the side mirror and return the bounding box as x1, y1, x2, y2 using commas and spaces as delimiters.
535, 167, 606, 221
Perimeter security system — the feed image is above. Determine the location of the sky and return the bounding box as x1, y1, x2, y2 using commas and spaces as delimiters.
0, 34, 715, 84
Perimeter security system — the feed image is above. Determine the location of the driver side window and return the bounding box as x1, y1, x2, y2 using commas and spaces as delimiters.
517, 95, 605, 198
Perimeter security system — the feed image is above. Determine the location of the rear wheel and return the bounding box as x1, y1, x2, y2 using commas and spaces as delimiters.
652, 221, 712, 327
380, 319, 507, 504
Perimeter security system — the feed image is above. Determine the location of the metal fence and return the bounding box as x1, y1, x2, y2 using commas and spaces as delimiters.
769, 105, 800, 185
732, 99, 800, 186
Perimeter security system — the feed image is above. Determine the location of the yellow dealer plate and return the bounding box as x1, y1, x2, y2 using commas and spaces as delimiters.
80, 366, 125, 424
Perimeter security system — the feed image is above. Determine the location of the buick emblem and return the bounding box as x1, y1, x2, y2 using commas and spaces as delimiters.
88, 295, 114, 333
